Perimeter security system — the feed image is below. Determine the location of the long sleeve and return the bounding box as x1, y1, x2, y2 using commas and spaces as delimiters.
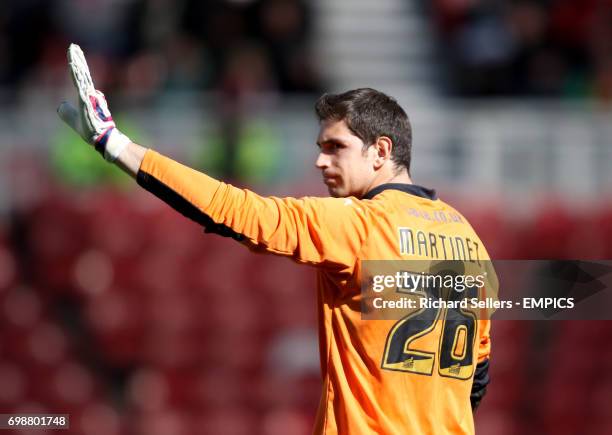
137, 149, 370, 270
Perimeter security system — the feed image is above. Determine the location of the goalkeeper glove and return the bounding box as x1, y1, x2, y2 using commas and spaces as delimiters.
57, 43, 132, 162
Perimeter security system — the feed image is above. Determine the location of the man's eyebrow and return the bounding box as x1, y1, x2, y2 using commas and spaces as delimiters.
317, 138, 342, 147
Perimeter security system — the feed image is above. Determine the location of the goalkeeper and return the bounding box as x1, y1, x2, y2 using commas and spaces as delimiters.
58, 44, 491, 435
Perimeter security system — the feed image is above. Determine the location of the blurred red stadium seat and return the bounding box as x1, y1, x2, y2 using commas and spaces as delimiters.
522, 202, 578, 259
0, 240, 17, 293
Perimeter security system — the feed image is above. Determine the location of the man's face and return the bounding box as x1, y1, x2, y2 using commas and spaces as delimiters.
315, 119, 376, 198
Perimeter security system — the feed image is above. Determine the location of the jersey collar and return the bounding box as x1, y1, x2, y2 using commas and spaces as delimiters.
363, 183, 438, 200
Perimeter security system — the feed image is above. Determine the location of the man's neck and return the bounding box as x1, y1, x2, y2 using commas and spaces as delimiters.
366, 169, 412, 194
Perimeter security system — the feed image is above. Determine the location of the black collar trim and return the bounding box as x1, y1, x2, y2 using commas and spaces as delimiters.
363, 183, 437, 200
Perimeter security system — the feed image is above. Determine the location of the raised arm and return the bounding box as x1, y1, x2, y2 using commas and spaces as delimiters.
57, 44, 369, 270
135, 148, 370, 269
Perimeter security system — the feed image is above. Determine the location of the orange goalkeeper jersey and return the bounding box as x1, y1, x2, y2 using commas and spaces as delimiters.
137, 150, 492, 435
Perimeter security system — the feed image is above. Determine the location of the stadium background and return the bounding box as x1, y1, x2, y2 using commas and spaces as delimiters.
0, 0, 611, 434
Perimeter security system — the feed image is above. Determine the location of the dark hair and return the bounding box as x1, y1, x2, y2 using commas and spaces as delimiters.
315, 88, 412, 174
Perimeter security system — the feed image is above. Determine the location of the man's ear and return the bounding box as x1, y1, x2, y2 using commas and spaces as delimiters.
373, 136, 393, 169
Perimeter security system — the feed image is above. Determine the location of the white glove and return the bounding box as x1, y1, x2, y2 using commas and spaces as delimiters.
57, 43, 132, 162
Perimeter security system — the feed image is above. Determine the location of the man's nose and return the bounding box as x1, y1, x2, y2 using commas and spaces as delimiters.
315, 152, 329, 169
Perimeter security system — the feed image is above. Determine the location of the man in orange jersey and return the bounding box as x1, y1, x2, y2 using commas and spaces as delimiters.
59, 44, 491, 434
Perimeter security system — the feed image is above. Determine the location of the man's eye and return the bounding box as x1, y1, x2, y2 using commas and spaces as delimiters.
318, 142, 342, 152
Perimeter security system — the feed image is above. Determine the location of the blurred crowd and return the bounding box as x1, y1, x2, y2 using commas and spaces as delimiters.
2, 0, 611, 101
0, 0, 322, 104
0, 0, 323, 181
432, 0, 612, 98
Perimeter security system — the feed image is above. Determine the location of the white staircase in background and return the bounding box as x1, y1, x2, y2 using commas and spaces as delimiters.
312, 0, 439, 96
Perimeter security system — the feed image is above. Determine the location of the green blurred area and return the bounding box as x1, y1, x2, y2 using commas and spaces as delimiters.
51, 117, 146, 189
52, 114, 285, 188
194, 119, 284, 185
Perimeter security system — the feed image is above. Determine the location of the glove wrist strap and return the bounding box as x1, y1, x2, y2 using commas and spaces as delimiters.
95, 128, 132, 162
